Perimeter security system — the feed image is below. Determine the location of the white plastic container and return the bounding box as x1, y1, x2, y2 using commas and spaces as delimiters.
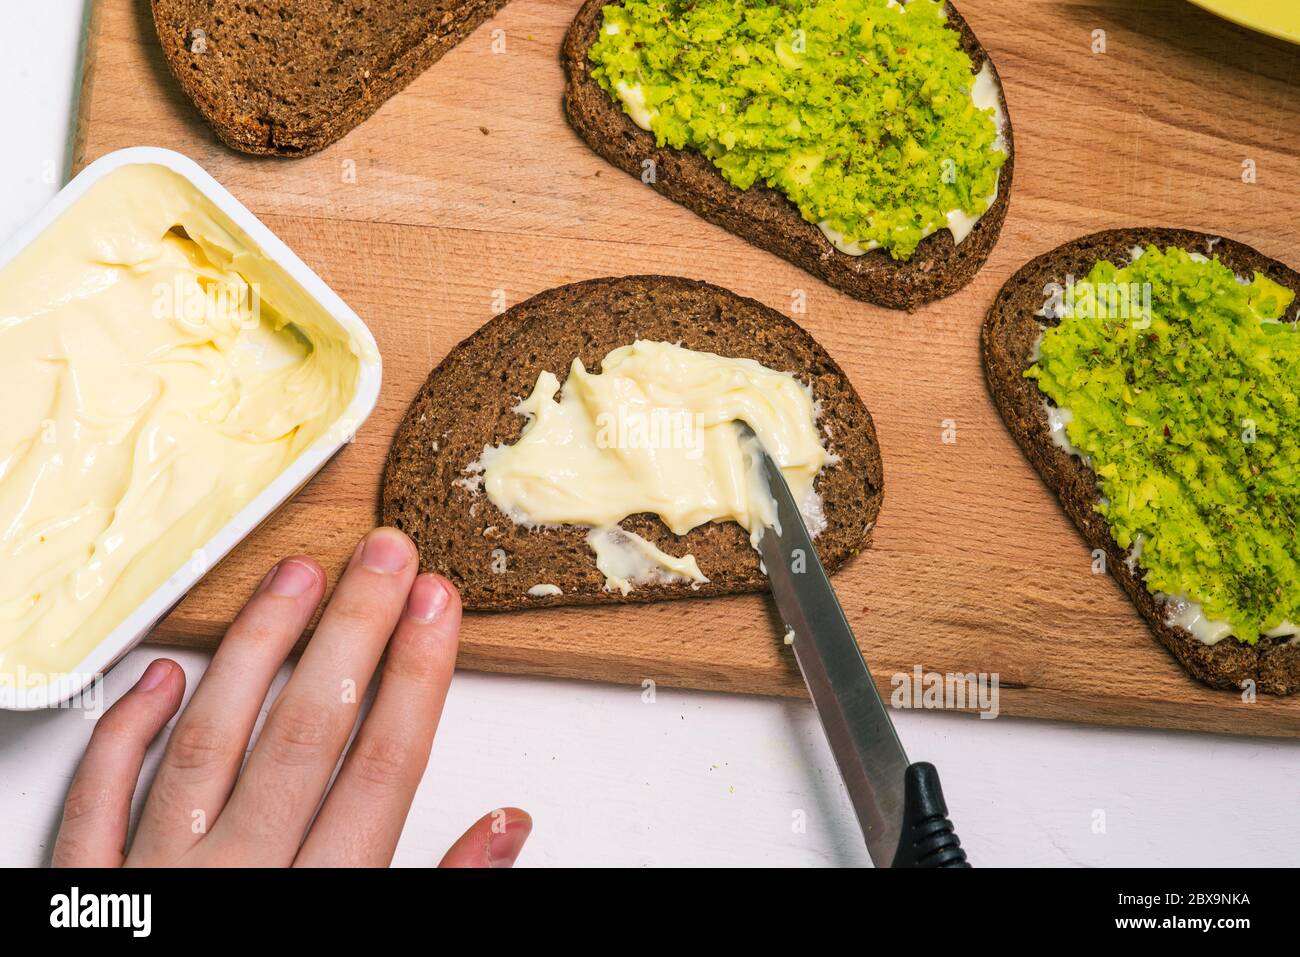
0, 147, 382, 710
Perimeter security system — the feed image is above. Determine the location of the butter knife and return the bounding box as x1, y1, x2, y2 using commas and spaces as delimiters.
744, 430, 969, 868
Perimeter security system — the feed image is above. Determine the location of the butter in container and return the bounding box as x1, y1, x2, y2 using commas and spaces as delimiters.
0, 148, 382, 710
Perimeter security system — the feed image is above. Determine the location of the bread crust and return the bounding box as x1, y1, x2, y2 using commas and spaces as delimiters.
381, 275, 884, 611
561, 0, 1014, 310
151, 0, 512, 157
982, 227, 1300, 695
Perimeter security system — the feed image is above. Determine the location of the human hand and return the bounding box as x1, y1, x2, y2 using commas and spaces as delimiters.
53, 527, 531, 867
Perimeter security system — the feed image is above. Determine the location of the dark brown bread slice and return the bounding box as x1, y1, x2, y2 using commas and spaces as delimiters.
982, 228, 1300, 696
152, 0, 511, 157
382, 275, 884, 611
561, 0, 1013, 311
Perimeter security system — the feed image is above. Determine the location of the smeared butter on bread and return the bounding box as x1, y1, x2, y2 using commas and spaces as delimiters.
381, 275, 884, 611
476, 340, 830, 593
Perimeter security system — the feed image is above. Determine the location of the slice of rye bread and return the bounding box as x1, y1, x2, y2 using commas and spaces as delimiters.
381, 275, 884, 611
561, 0, 1014, 311
151, 0, 512, 157
982, 227, 1300, 696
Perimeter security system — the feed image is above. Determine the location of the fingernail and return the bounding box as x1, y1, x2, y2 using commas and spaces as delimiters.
255, 564, 279, 595
361, 528, 414, 574
136, 660, 173, 692
405, 574, 450, 623
488, 815, 532, 868
268, 558, 319, 598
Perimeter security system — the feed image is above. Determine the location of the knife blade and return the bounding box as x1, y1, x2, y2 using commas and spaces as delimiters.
742, 428, 968, 867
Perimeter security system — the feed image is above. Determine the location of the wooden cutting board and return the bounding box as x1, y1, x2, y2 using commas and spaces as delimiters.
72, 0, 1300, 736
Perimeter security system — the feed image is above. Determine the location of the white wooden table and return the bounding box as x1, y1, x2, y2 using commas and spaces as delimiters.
0, 0, 1295, 868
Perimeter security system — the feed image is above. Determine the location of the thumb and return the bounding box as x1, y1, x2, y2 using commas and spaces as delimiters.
438, 807, 532, 868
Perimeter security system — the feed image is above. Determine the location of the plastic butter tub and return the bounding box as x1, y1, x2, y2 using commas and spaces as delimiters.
0, 147, 382, 710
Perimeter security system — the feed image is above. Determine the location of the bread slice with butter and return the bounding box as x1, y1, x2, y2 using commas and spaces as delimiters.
561, 0, 1014, 310
151, 0, 511, 156
982, 228, 1300, 695
382, 276, 883, 610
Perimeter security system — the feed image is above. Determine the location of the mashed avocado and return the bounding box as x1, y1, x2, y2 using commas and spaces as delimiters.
589, 0, 1005, 260
1029, 246, 1300, 644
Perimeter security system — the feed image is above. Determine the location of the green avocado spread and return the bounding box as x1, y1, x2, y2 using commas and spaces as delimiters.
1029, 246, 1300, 644
588, 0, 1005, 260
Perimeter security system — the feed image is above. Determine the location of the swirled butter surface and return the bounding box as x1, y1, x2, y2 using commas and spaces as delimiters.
0, 164, 364, 682
479, 340, 831, 592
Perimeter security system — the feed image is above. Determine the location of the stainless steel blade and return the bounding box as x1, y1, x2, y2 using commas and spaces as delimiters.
747, 434, 910, 867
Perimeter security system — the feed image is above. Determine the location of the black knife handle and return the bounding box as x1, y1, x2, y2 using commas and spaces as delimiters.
890, 762, 970, 868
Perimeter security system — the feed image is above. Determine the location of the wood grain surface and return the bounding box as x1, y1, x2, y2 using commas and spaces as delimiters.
72, 0, 1300, 735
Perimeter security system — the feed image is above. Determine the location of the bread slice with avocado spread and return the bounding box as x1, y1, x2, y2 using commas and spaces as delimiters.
151, 0, 512, 156
381, 276, 883, 611
562, 0, 1013, 310
983, 228, 1300, 695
